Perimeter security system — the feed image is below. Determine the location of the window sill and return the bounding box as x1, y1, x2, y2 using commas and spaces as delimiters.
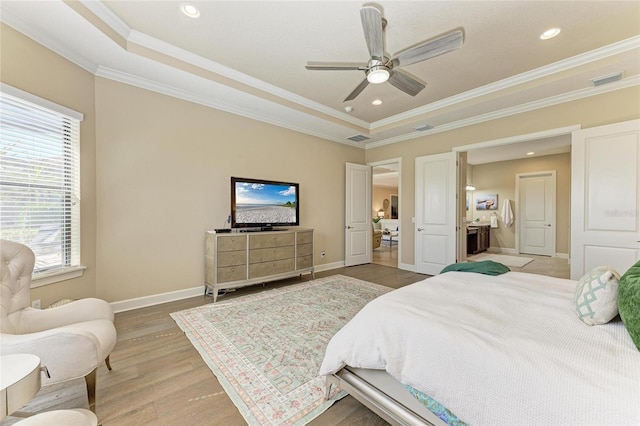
31, 266, 87, 288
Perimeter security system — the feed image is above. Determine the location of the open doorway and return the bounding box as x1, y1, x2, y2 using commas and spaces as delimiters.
371, 160, 400, 268
460, 131, 572, 279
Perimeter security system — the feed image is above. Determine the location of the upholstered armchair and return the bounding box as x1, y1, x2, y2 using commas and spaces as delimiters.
0, 240, 117, 413
372, 223, 382, 249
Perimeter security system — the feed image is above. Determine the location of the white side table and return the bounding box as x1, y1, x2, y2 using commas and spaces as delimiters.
0, 354, 41, 419
0, 354, 97, 425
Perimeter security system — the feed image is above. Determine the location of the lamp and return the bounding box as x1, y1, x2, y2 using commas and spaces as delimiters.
377, 209, 385, 218
367, 66, 390, 84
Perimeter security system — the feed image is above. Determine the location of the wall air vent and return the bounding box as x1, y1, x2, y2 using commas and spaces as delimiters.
591, 72, 622, 87
347, 134, 370, 142
415, 124, 433, 132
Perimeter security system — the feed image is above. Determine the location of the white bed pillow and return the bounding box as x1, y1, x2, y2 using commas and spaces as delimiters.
574, 266, 620, 325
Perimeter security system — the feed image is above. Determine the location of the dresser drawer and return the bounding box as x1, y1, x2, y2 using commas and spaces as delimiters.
217, 235, 247, 252
249, 246, 295, 263
296, 231, 313, 245
217, 265, 247, 283
217, 250, 247, 267
249, 258, 295, 278
297, 243, 312, 257
249, 233, 295, 249
297, 255, 313, 269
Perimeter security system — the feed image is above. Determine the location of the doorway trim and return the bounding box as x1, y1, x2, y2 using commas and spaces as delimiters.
452, 124, 580, 262
369, 157, 404, 269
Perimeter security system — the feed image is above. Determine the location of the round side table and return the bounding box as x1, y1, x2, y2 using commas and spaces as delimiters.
0, 354, 41, 420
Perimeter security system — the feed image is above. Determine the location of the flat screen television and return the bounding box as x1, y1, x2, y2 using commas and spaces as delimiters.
231, 177, 299, 230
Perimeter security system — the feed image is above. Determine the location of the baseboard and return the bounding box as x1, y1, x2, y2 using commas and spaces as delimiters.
314, 261, 345, 272
487, 247, 517, 254
555, 253, 569, 259
110, 286, 204, 313
111, 262, 346, 313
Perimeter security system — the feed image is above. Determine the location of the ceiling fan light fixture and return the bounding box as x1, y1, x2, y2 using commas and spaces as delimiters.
367, 66, 390, 84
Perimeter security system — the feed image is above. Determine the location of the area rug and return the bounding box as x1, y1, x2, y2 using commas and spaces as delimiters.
170, 275, 391, 426
467, 253, 534, 268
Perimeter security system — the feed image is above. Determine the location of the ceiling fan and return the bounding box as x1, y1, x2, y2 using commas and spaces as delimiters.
305, 5, 464, 102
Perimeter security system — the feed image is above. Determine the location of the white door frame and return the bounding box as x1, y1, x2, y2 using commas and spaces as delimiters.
368, 157, 403, 269
453, 125, 579, 261
515, 170, 556, 256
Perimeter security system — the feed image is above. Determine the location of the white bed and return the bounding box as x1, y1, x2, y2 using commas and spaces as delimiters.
321, 271, 640, 425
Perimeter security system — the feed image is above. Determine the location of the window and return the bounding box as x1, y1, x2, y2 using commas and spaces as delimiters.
0, 84, 83, 282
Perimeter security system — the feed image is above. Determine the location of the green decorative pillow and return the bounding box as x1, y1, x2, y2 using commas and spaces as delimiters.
574, 266, 620, 326
440, 260, 510, 276
619, 260, 640, 351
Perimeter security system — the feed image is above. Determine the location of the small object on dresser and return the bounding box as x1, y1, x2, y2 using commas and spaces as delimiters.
215, 228, 231, 233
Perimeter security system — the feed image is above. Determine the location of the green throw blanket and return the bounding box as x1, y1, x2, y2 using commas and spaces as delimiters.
440, 260, 510, 276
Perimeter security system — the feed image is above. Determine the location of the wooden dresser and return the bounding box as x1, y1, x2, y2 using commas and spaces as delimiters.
205, 229, 314, 302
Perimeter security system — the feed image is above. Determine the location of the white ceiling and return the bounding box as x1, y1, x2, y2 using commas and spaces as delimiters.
1, 1, 639, 149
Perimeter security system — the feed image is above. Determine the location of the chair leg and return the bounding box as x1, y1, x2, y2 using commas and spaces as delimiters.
105, 355, 112, 371
84, 368, 97, 414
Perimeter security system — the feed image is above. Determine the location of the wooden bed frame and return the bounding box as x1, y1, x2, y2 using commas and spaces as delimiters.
326, 367, 448, 426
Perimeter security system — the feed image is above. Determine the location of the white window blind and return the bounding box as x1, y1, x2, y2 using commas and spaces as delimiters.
0, 88, 81, 276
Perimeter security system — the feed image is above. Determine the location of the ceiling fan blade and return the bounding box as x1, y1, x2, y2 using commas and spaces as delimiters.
305, 62, 367, 71
388, 70, 425, 97
392, 30, 464, 68
360, 6, 384, 59
344, 78, 370, 102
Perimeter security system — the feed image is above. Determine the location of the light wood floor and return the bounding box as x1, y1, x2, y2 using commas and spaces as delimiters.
1, 265, 427, 426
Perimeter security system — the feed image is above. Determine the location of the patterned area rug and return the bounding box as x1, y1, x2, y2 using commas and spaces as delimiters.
170, 275, 391, 426
467, 253, 534, 268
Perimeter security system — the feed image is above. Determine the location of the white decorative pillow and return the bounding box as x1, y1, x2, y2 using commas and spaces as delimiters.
574, 266, 620, 325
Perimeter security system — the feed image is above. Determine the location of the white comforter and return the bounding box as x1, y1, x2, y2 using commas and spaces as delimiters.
320, 271, 640, 425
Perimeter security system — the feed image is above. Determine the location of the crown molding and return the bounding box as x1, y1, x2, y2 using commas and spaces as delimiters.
371, 35, 640, 130
78, 0, 131, 40
0, 5, 98, 74
365, 75, 640, 149
95, 66, 362, 148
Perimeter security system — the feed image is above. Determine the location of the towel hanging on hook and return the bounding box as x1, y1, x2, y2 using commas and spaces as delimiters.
490, 212, 498, 228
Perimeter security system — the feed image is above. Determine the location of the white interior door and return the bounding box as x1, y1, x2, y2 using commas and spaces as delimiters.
345, 162, 372, 266
518, 171, 556, 256
415, 152, 457, 275
571, 119, 640, 279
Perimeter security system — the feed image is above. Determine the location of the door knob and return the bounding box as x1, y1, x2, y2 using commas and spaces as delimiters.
346, 226, 353, 229
417, 228, 424, 231
546, 224, 552, 227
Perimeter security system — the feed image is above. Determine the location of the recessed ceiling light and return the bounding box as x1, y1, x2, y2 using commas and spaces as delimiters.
527, 151, 535, 156
344, 106, 353, 113
540, 28, 561, 40
372, 99, 382, 106
180, 3, 200, 18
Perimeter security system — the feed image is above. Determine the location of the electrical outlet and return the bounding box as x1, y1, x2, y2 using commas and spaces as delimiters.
321, 251, 326, 258
31, 299, 41, 309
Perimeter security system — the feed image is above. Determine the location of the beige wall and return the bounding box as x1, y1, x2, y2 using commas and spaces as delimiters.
1, 24, 363, 304
366, 86, 640, 266
469, 153, 571, 254
373, 185, 397, 219
1, 25, 98, 306
93, 78, 363, 301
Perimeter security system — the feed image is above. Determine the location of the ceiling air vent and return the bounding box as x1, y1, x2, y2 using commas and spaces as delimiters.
415, 124, 433, 132
591, 72, 622, 87
347, 134, 370, 142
